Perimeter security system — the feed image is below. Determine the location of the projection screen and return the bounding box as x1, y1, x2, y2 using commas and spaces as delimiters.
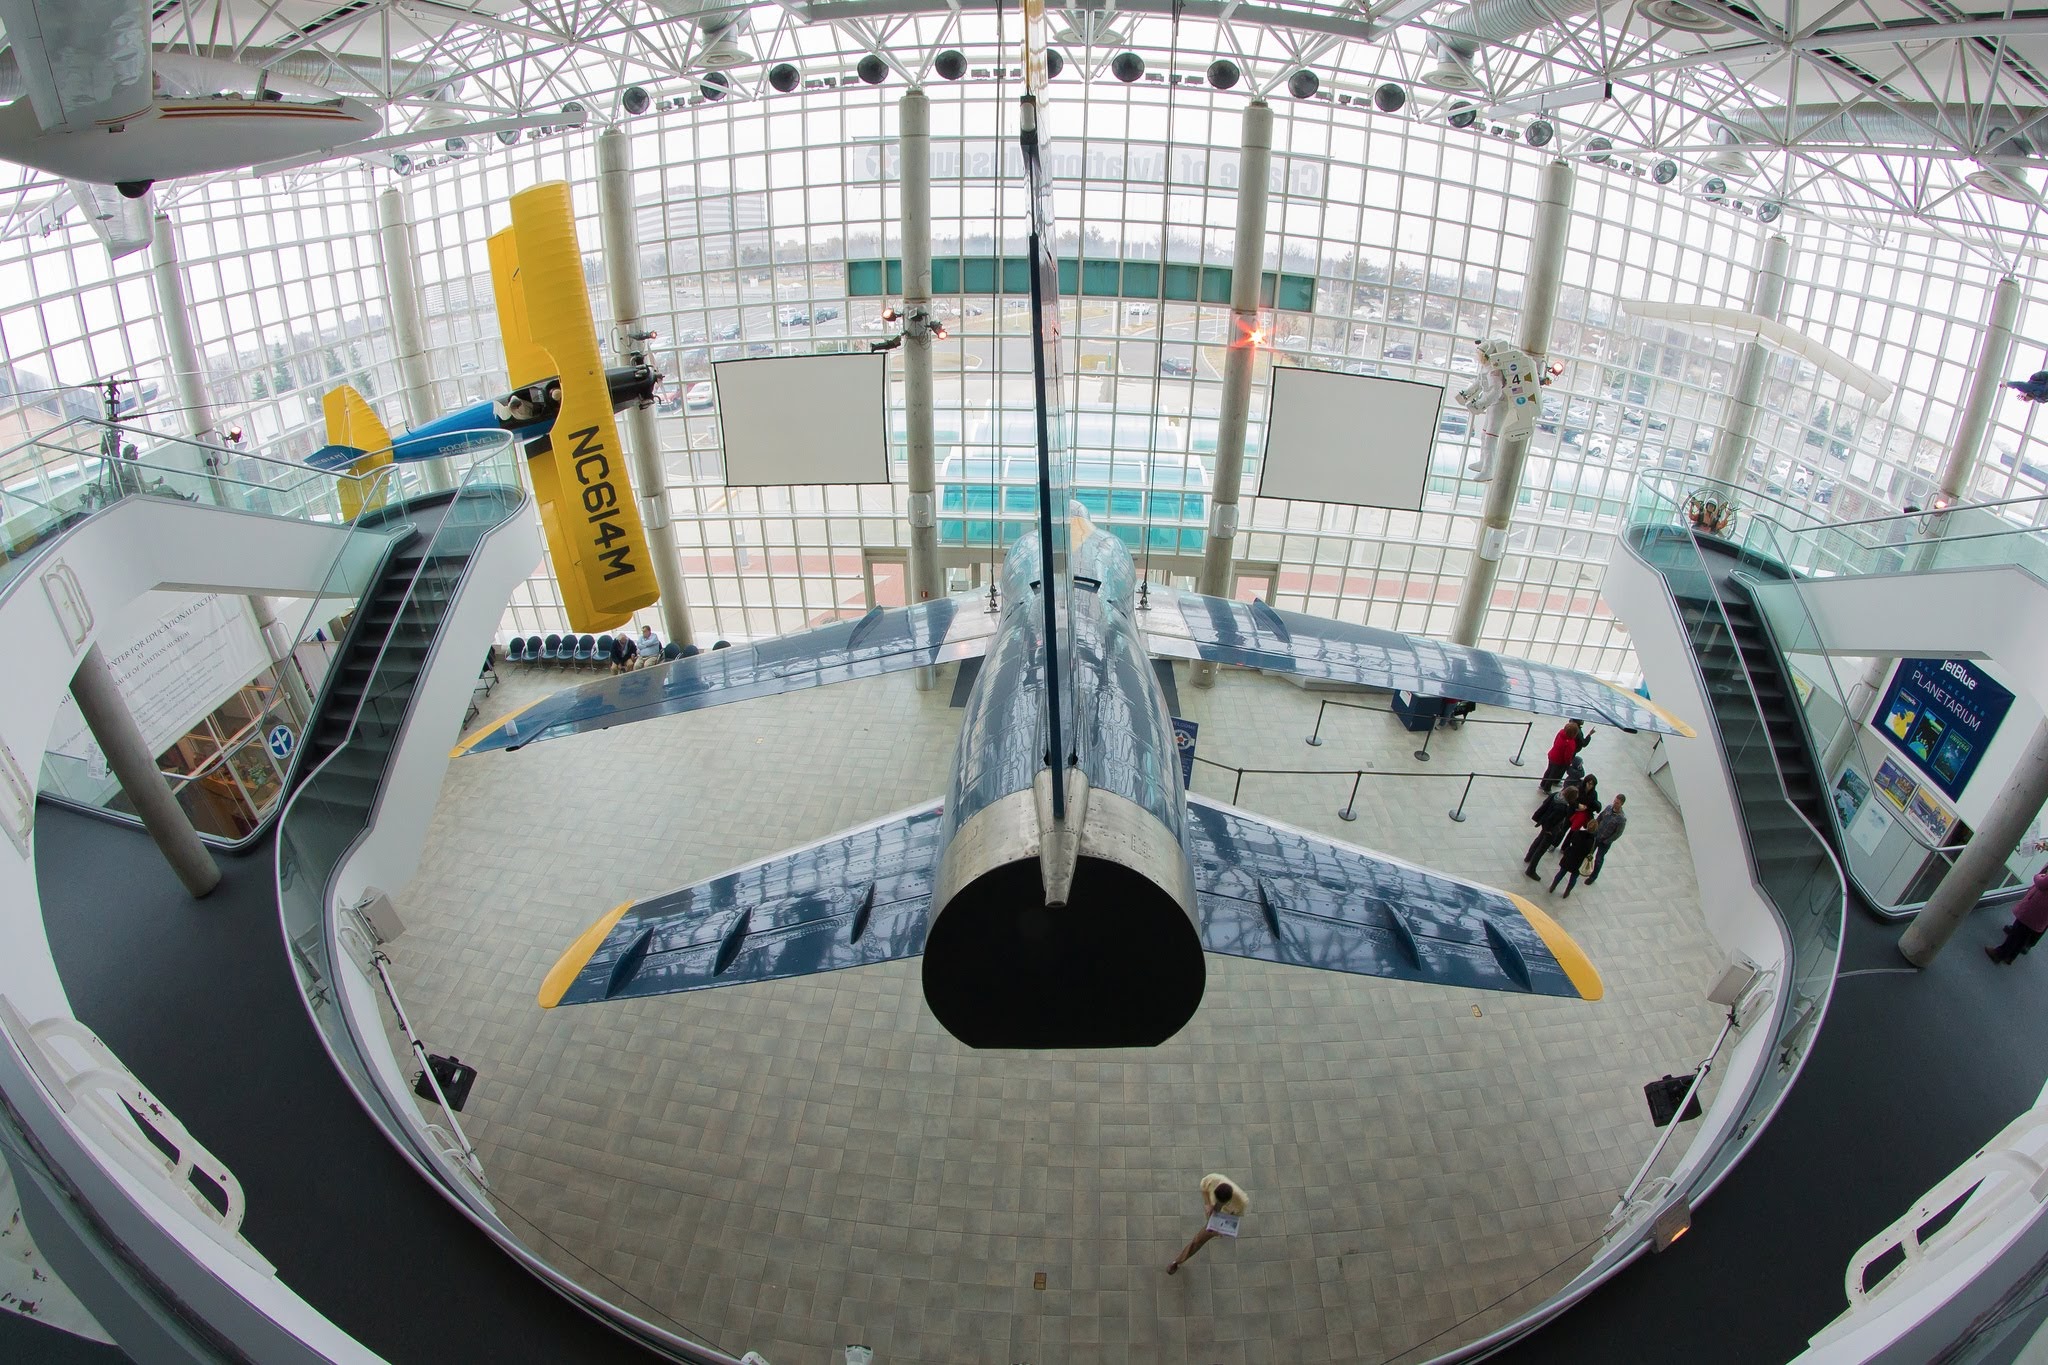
1258, 366, 1444, 510
713, 353, 890, 486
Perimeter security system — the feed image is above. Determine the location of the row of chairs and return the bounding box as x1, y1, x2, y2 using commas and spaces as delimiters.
506, 634, 731, 666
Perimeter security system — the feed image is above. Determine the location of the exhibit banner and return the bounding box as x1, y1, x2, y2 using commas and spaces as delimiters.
48, 591, 272, 772
1873, 657, 2014, 802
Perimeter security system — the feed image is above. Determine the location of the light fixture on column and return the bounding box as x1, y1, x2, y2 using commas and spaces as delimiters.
857, 54, 888, 85
700, 71, 730, 102
620, 85, 651, 116
1525, 119, 1554, 148
1582, 136, 1612, 163
1699, 175, 1728, 203
1373, 82, 1407, 113
496, 128, 522, 147
1652, 159, 1679, 184
1447, 101, 1479, 130
1208, 59, 1240, 90
769, 63, 800, 92
935, 49, 967, 80
1287, 70, 1319, 99
1756, 201, 1783, 224
1112, 52, 1145, 83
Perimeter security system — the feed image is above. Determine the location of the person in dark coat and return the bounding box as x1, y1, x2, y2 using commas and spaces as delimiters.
1551, 813, 1600, 897
1585, 794, 1628, 884
1526, 785, 1579, 879
1574, 774, 1601, 823
1988, 867, 2048, 964
1540, 720, 1591, 792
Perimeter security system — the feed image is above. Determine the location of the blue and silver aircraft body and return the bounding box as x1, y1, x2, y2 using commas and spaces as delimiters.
458, 95, 1690, 1050
307, 364, 660, 470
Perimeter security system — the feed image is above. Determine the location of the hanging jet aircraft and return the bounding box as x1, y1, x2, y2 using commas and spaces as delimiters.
456, 93, 1692, 1051
0, 4, 380, 196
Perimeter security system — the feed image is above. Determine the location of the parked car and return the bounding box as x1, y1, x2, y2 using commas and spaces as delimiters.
812, 306, 839, 322
1160, 354, 1194, 376
684, 382, 714, 412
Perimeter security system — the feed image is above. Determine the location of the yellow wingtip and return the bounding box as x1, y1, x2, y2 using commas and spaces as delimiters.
449, 696, 549, 758
1600, 676, 1696, 739
539, 900, 634, 1009
1509, 892, 1605, 1002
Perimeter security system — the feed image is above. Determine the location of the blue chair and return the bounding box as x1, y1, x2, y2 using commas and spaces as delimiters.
574, 634, 594, 665
662, 642, 681, 662
542, 633, 562, 661
507, 637, 525, 662
713, 639, 731, 650
526, 634, 543, 662
680, 643, 700, 659
595, 635, 616, 668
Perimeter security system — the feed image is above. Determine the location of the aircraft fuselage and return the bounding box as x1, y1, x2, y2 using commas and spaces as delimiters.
922, 514, 1206, 1048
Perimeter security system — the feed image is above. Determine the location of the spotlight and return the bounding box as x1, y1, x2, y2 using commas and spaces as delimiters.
1112, 52, 1145, 83
1756, 201, 1783, 224
700, 71, 730, 101
392, 153, 412, 175
1207, 59, 1240, 90
562, 100, 585, 117
769, 63, 800, 93
496, 128, 522, 147
1448, 101, 1478, 130
1650, 1200, 1693, 1253
1700, 175, 1727, 202
621, 85, 651, 116
1525, 119, 1554, 148
935, 49, 967, 81
444, 135, 468, 154
1583, 136, 1612, 164
1653, 159, 1679, 185
1047, 49, 1065, 80
1373, 82, 1406, 113
857, 53, 888, 85
1288, 70, 1320, 100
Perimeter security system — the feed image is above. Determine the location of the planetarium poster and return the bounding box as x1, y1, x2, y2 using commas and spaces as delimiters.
1873, 657, 2015, 803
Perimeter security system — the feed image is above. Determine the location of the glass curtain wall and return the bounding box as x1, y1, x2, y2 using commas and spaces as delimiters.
1, 18, 2044, 678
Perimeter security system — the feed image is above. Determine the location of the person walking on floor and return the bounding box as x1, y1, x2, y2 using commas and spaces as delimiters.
1551, 812, 1600, 897
1987, 866, 2048, 964
1540, 720, 1591, 792
1585, 794, 1628, 885
1526, 785, 1579, 879
1168, 1173, 1250, 1275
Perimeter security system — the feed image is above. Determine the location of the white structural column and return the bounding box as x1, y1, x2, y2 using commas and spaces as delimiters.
597, 127, 695, 650
148, 214, 221, 497
1450, 159, 1575, 648
1936, 276, 2022, 508
1900, 721, 2048, 965
71, 645, 220, 898
1705, 234, 1791, 488
376, 188, 450, 493
1192, 99, 1275, 690
1826, 279, 2025, 778
900, 90, 942, 690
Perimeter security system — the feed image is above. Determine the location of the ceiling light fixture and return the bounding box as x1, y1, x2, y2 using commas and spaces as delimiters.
1288, 70, 1319, 100
1636, 0, 1733, 33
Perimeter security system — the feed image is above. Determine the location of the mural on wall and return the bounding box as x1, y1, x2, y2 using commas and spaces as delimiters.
1874, 658, 2015, 803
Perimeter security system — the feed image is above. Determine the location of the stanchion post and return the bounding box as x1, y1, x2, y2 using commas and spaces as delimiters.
1510, 721, 1531, 767
1449, 773, 1476, 823
1307, 699, 1327, 747
1339, 771, 1362, 822
1413, 719, 1435, 763
1233, 769, 1244, 804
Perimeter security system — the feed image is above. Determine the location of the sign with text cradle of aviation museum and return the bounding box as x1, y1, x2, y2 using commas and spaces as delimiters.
1872, 657, 2015, 803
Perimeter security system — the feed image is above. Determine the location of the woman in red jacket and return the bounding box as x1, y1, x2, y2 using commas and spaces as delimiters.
1540, 719, 1589, 793
1988, 867, 2048, 964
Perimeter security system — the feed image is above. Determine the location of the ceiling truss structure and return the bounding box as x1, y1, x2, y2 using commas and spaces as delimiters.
3, 2, 2048, 265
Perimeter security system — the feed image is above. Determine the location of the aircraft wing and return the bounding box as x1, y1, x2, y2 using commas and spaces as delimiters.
0, 0, 153, 133
539, 801, 942, 1008
456, 595, 1002, 754
1187, 794, 1603, 1001
1141, 585, 1691, 736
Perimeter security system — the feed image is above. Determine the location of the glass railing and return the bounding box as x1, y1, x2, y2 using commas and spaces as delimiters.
1765, 492, 2048, 582
275, 438, 524, 1183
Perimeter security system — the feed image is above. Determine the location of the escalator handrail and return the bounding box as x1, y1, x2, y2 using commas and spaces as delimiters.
270, 461, 736, 1365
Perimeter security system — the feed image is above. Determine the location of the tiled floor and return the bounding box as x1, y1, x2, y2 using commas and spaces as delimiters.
393, 662, 1725, 1365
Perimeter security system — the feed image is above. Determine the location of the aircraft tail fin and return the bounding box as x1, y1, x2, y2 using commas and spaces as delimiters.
320, 384, 393, 519
1019, 93, 1076, 819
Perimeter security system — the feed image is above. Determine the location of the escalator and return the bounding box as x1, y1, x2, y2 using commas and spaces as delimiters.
1670, 560, 1837, 866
